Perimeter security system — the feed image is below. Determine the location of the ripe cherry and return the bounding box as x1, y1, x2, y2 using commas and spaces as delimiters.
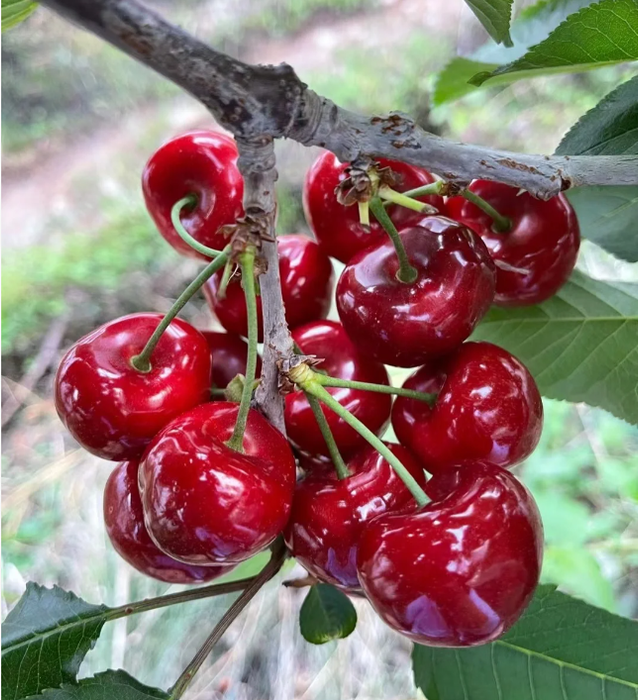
55, 313, 211, 461
447, 181, 580, 306
357, 461, 543, 647
392, 342, 543, 472
336, 218, 496, 367
139, 402, 296, 565
204, 234, 334, 340
104, 460, 232, 583
284, 444, 426, 591
285, 320, 391, 460
142, 130, 243, 260
200, 331, 262, 391
303, 151, 446, 263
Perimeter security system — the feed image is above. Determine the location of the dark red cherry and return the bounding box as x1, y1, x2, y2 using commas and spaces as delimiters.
200, 331, 262, 391
139, 402, 296, 566
336, 218, 496, 367
284, 444, 426, 591
142, 130, 243, 260
392, 342, 543, 472
285, 321, 391, 460
357, 461, 543, 647
55, 313, 211, 461
104, 460, 233, 583
447, 180, 580, 306
303, 151, 446, 263
204, 234, 334, 339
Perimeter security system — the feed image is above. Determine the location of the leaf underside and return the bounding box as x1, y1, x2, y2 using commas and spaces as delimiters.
299, 584, 357, 644
29, 670, 169, 699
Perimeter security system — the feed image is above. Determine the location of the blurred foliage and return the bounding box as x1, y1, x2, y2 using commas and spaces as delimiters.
246, 0, 372, 35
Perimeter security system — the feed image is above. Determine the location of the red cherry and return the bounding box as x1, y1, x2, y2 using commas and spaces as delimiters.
200, 331, 262, 391
55, 313, 211, 461
104, 460, 232, 583
284, 444, 426, 591
285, 321, 391, 460
447, 181, 580, 306
303, 151, 446, 263
357, 461, 543, 647
336, 218, 496, 367
142, 130, 244, 260
392, 342, 543, 472
139, 402, 297, 565
204, 234, 334, 339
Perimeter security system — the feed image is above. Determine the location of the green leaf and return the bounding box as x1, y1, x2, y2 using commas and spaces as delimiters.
433, 58, 500, 105
557, 76, 638, 155
413, 585, 638, 700
299, 584, 357, 644
1, 0, 37, 31
566, 186, 638, 262
472, 0, 638, 86
30, 670, 169, 699
471, 271, 638, 425
1, 583, 110, 699
463, 0, 513, 46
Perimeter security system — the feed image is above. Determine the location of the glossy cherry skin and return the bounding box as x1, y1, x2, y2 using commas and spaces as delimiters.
357, 461, 543, 647
204, 234, 334, 340
142, 130, 244, 260
284, 444, 426, 591
200, 331, 262, 391
303, 151, 447, 263
285, 320, 392, 460
336, 218, 496, 367
104, 460, 233, 583
139, 402, 297, 565
447, 180, 580, 306
55, 313, 211, 461
393, 342, 543, 472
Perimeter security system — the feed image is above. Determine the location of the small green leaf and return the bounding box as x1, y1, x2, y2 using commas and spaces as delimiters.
299, 584, 357, 644
413, 585, 638, 700
463, 0, 513, 46
433, 58, 499, 105
471, 271, 638, 425
1, 0, 37, 31
29, 670, 169, 699
1, 583, 111, 699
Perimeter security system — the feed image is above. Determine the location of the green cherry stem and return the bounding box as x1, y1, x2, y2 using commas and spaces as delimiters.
400, 181, 446, 199
369, 197, 418, 284
305, 392, 350, 479
377, 186, 438, 214
216, 257, 235, 300
460, 189, 512, 233
227, 247, 259, 452
131, 247, 231, 373
170, 195, 226, 258
358, 200, 370, 227
316, 375, 436, 406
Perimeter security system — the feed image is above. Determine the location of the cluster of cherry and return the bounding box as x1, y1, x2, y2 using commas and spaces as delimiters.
55, 130, 580, 648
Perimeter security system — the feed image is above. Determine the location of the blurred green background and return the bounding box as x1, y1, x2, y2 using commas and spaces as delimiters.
2, 0, 637, 698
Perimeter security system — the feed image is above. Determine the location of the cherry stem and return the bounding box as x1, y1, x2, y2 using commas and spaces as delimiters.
369, 197, 418, 284
378, 186, 437, 214
171, 195, 226, 258
130, 247, 231, 373
358, 200, 370, 227
227, 247, 260, 452
216, 257, 235, 300
304, 392, 351, 479
461, 189, 512, 233
316, 375, 436, 406
291, 365, 429, 507
168, 541, 288, 700
400, 181, 446, 199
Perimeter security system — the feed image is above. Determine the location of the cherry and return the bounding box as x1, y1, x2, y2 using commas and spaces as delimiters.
447, 181, 580, 306
284, 444, 426, 591
139, 401, 297, 566
285, 320, 391, 460
204, 234, 334, 340
303, 151, 446, 263
200, 331, 262, 391
104, 460, 233, 583
55, 313, 211, 461
392, 342, 543, 472
336, 218, 496, 367
357, 461, 543, 647
142, 130, 244, 260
